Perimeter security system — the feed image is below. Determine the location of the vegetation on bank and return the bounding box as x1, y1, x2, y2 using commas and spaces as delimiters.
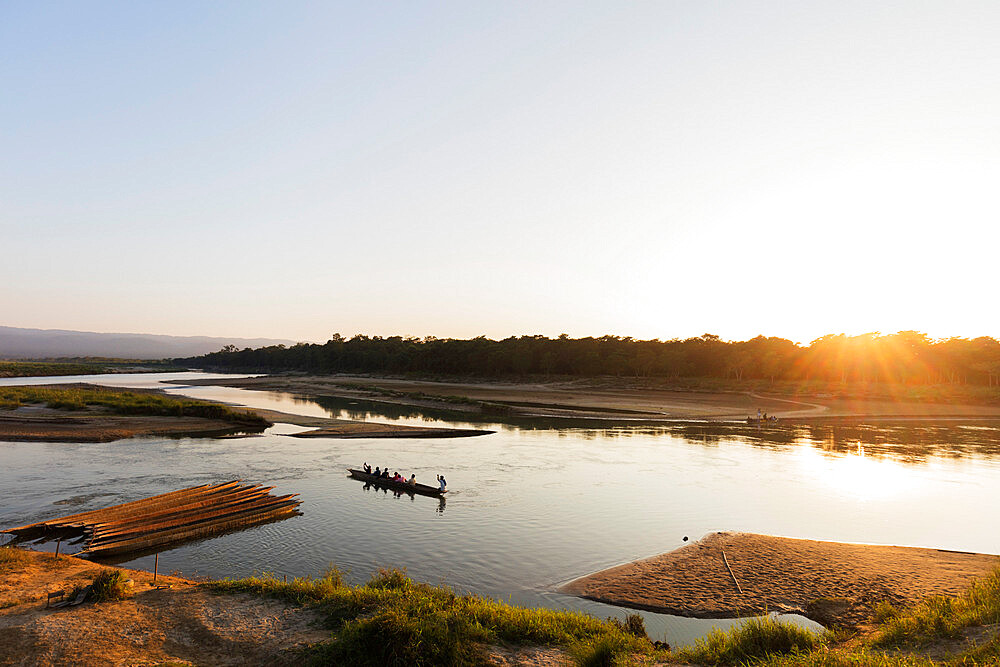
210, 561, 1000, 666
90, 569, 131, 602
0, 386, 270, 426
181, 332, 1000, 396
870, 563, 1000, 649
0, 359, 184, 378
210, 567, 661, 666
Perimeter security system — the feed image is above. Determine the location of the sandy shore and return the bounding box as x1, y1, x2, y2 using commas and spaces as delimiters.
173, 374, 1000, 422
249, 408, 493, 439
561, 532, 999, 627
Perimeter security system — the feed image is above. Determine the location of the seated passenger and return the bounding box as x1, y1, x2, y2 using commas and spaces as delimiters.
373, 466, 381, 478
408, 474, 416, 485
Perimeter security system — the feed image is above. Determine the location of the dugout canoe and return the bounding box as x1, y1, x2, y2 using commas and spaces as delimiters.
347, 469, 446, 497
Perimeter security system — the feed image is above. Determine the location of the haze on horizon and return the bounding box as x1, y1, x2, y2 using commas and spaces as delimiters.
2, 2, 998, 346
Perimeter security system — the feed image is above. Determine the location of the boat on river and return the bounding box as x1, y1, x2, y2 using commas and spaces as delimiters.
346, 469, 446, 497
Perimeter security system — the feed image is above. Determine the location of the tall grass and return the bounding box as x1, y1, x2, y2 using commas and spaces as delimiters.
0, 546, 32, 571
0, 386, 270, 426
872, 564, 1000, 647
210, 567, 654, 667
678, 615, 823, 666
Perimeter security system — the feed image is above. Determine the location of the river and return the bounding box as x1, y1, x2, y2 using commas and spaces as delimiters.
3, 371, 1000, 646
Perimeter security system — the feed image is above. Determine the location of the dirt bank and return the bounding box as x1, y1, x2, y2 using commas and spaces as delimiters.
172, 375, 1000, 422
0, 549, 327, 666
561, 532, 999, 628
0, 549, 570, 666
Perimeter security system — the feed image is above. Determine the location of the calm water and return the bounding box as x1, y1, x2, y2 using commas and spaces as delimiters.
4, 372, 1000, 646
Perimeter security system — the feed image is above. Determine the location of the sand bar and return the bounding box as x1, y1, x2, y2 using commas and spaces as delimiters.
246, 407, 493, 438
171, 375, 1000, 422
560, 532, 999, 627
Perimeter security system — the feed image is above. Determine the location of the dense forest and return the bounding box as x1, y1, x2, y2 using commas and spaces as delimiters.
180, 332, 1000, 387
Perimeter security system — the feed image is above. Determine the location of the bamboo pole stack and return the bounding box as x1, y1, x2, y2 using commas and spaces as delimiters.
2, 481, 301, 556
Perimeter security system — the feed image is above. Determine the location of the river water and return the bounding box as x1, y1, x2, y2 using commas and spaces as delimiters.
3, 372, 1000, 646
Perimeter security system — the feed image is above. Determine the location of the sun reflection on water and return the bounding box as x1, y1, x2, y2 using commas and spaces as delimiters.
797, 440, 917, 501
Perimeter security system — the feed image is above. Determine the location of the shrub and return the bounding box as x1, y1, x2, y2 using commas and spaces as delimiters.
90, 569, 131, 602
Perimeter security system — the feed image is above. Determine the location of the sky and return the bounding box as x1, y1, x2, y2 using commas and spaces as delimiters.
2, 1, 998, 345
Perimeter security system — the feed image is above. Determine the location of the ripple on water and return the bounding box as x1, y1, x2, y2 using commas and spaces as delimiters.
4, 373, 1000, 647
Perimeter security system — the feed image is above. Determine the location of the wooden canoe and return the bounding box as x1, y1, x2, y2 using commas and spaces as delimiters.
346, 469, 446, 497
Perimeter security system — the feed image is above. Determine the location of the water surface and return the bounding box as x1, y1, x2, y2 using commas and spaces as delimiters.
3, 372, 1000, 645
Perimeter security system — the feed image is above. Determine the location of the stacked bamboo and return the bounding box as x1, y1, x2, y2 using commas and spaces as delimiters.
3, 481, 300, 556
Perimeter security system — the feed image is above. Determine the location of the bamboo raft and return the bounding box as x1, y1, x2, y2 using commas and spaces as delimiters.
2, 481, 301, 557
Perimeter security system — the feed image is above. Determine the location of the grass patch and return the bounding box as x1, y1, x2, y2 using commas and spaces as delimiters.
754, 647, 936, 665
209, 567, 655, 666
679, 615, 823, 666
90, 569, 131, 602
0, 385, 270, 426
0, 361, 114, 378
872, 565, 1000, 648
0, 546, 32, 572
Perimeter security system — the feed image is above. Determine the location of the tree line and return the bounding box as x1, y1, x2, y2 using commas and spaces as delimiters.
178, 331, 1000, 387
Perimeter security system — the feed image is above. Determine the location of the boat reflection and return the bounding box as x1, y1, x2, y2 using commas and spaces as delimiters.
360, 482, 446, 513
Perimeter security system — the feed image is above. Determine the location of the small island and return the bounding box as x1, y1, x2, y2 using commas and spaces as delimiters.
0, 384, 271, 442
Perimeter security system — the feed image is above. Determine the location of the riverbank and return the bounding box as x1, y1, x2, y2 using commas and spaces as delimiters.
5, 543, 1000, 666
0, 384, 270, 442
0, 383, 492, 441
0, 548, 328, 665
171, 374, 1000, 422
0, 548, 640, 666
561, 532, 999, 628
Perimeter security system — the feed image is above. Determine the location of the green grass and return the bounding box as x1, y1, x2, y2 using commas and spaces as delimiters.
0, 385, 270, 426
871, 565, 1000, 648
678, 615, 824, 666
90, 569, 131, 602
0, 361, 115, 378
209, 567, 656, 666
753, 647, 936, 666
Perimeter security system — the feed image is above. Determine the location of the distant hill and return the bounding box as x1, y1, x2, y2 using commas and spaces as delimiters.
0, 326, 298, 360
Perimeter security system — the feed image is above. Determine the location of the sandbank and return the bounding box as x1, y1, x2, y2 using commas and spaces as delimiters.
248, 407, 493, 438
172, 375, 1000, 422
560, 532, 998, 627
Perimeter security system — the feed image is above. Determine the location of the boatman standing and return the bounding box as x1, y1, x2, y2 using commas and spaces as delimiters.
437, 474, 447, 492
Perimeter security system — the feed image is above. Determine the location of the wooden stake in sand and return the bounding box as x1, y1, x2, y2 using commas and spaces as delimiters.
722, 549, 744, 595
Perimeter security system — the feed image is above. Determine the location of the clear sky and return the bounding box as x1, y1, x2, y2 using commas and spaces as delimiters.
2, 2, 997, 344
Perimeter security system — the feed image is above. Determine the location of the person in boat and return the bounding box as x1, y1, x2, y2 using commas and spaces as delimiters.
392, 471, 402, 482
381, 467, 389, 479
363, 463, 372, 475
437, 474, 447, 492
408, 474, 416, 485
373, 466, 381, 478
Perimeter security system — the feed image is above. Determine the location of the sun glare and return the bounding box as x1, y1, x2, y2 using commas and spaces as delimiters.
797, 443, 916, 502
